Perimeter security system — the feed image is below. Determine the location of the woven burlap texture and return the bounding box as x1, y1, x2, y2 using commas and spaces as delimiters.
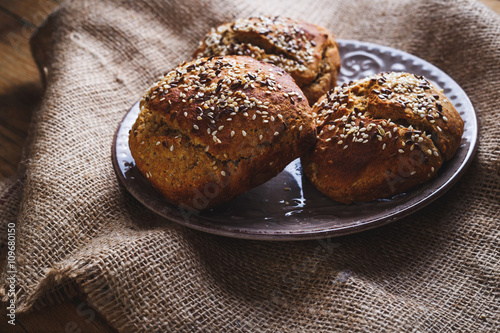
0, 0, 499, 331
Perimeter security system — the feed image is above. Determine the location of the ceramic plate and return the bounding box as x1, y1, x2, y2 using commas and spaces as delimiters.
112, 40, 478, 240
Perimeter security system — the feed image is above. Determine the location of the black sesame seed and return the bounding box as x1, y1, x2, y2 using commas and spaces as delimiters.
215, 82, 223, 93
230, 80, 242, 89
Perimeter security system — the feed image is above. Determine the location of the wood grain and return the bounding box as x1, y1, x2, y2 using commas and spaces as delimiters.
0, 0, 498, 331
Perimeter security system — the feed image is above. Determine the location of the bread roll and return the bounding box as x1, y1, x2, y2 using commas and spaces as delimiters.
302, 72, 464, 204
193, 16, 341, 105
129, 55, 316, 210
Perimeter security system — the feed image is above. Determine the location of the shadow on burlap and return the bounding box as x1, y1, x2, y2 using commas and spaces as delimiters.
0, 0, 499, 331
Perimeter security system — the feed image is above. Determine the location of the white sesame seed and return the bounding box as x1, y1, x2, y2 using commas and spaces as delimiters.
193, 124, 199, 130
299, 125, 303, 131
338, 140, 343, 145
398, 149, 405, 154
382, 143, 386, 150
205, 146, 209, 152
411, 171, 416, 175
170, 145, 174, 151
221, 171, 226, 176
242, 130, 247, 137
433, 150, 439, 156
184, 112, 188, 117
274, 132, 279, 136
231, 131, 235, 137
343, 145, 349, 150
156, 141, 161, 146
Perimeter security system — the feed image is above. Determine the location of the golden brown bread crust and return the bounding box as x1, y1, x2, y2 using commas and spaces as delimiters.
302, 72, 464, 204
129, 56, 316, 210
193, 16, 341, 105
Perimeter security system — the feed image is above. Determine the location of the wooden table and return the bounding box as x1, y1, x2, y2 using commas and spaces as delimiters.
1, 0, 499, 331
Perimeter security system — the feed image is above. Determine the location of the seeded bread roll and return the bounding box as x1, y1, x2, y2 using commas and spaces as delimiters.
302, 72, 464, 204
193, 16, 341, 105
129, 56, 316, 210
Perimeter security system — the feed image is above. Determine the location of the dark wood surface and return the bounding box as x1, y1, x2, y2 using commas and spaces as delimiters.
0, 0, 498, 331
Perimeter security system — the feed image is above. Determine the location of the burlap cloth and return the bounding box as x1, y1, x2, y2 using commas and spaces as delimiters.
0, 0, 499, 331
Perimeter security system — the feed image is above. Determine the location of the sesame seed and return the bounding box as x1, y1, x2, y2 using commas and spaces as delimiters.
156, 141, 161, 146
431, 167, 435, 172
433, 150, 439, 156
259, 134, 263, 140
193, 124, 199, 130
221, 171, 226, 176
382, 143, 386, 150
398, 149, 405, 154
299, 125, 303, 131
274, 132, 279, 136
170, 145, 174, 151
343, 145, 349, 150
411, 171, 416, 175
242, 130, 247, 137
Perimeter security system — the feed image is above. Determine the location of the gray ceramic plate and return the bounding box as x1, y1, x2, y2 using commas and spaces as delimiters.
112, 40, 478, 240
